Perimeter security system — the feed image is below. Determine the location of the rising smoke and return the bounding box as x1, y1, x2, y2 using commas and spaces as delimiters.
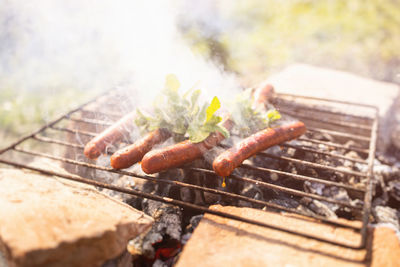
0, 0, 240, 106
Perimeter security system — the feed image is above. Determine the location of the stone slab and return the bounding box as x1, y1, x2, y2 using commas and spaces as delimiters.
176, 205, 400, 267
0, 168, 153, 267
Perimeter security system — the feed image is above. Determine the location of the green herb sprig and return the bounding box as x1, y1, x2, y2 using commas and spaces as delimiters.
232, 88, 281, 137
134, 74, 229, 143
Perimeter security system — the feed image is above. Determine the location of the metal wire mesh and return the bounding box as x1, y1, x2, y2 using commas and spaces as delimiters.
0, 89, 378, 249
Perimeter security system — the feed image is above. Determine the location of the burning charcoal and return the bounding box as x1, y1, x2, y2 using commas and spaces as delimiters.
302, 199, 338, 219
153, 259, 169, 267
179, 161, 209, 205
129, 200, 182, 262
282, 147, 297, 158
345, 151, 362, 160
269, 195, 300, 210
238, 182, 264, 208
156, 169, 185, 197
372, 205, 400, 231
141, 200, 182, 240
308, 131, 334, 142
182, 215, 204, 246
188, 215, 203, 231
388, 180, 400, 202
303, 181, 363, 218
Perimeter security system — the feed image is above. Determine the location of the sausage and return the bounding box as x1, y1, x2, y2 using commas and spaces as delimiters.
253, 83, 275, 107
110, 128, 171, 169
84, 111, 135, 159
212, 121, 306, 177
141, 118, 234, 174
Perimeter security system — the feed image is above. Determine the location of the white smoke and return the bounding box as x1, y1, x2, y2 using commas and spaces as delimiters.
0, 0, 239, 106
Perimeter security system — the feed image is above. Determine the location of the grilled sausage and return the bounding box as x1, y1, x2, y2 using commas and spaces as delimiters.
110, 128, 171, 169
84, 112, 135, 159
141, 118, 234, 174
212, 121, 306, 177
253, 83, 275, 107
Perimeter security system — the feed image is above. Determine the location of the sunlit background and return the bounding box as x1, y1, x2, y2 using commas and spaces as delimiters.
1, 0, 399, 145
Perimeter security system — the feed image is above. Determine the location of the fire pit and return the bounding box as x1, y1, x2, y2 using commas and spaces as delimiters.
0, 88, 378, 259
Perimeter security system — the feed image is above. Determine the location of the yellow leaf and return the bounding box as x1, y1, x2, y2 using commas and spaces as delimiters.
206, 96, 221, 122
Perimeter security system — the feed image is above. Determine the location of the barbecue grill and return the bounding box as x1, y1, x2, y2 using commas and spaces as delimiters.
0, 89, 378, 250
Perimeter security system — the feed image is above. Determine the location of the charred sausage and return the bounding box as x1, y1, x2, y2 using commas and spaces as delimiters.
212, 121, 306, 177
110, 128, 171, 169
84, 112, 135, 159
141, 119, 234, 174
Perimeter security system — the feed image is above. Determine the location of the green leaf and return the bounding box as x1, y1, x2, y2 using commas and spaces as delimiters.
190, 89, 201, 108
182, 81, 199, 99
206, 96, 221, 122
198, 103, 208, 123
215, 124, 230, 138
165, 73, 180, 92
134, 109, 151, 127
188, 129, 210, 143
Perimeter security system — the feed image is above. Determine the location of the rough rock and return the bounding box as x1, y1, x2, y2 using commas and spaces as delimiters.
176, 205, 400, 267
266, 64, 400, 152
0, 168, 153, 267
369, 226, 400, 267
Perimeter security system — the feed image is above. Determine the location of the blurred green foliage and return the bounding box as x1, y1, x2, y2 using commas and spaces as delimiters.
182, 0, 400, 83
0, 87, 95, 144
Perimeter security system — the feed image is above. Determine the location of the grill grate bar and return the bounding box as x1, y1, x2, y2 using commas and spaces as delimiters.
50, 126, 98, 138
22, 133, 368, 193
53, 117, 371, 156
359, 108, 379, 247
67, 117, 114, 127
275, 94, 375, 123
306, 127, 370, 142
39, 118, 370, 165
69, 113, 370, 143
33, 135, 85, 149
280, 110, 372, 131
257, 152, 367, 177
29, 135, 366, 192
275, 103, 373, 125
281, 143, 367, 164
13, 147, 363, 211
0, 157, 363, 249
298, 137, 369, 154
227, 164, 365, 193
68, 112, 371, 145
80, 109, 124, 119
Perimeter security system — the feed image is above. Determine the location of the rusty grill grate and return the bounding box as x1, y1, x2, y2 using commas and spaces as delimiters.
0, 89, 378, 250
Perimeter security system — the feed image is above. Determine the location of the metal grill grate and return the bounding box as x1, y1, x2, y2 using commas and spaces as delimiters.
0, 89, 378, 249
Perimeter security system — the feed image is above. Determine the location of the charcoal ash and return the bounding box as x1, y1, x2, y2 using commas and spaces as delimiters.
269, 195, 301, 210
388, 180, 400, 202
372, 205, 400, 231
237, 182, 265, 208
301, 199, 338, 219
127, 200, 182, 264
305, 131, 335, 142
181, 215, 204, 245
